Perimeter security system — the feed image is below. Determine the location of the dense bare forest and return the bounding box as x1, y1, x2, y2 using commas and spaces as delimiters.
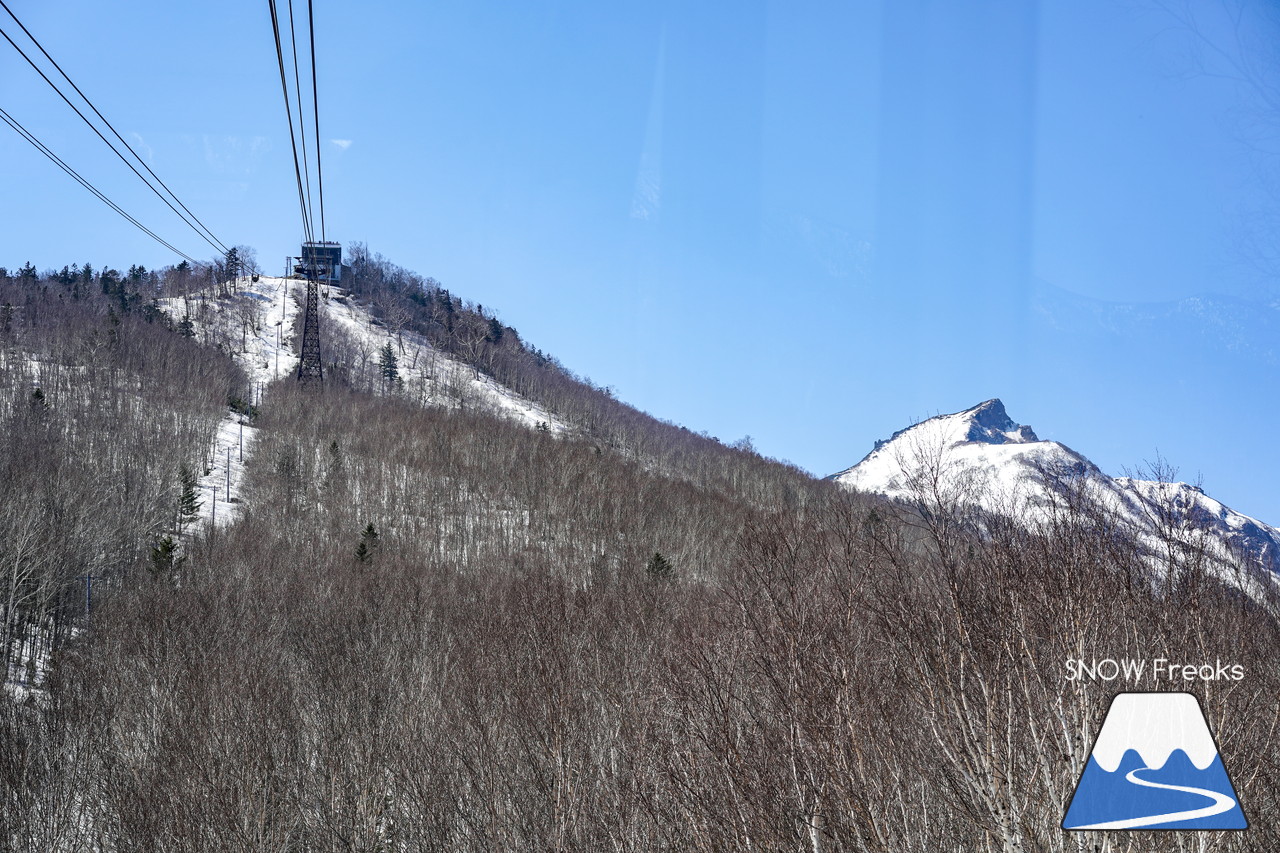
2, 259, 1278, 852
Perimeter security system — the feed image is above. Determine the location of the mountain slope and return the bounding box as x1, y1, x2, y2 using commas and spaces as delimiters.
8, 262, 1280, 852
830, 399, 1280, 591
157, 275, 567, 433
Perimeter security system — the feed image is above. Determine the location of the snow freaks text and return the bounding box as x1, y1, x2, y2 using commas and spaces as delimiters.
1064, 658, 1245, 683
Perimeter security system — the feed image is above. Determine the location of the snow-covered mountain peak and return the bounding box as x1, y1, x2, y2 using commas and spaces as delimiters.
962, 398, 1039, 445
832, 399, 1048, 487
830, 399, 1280, 599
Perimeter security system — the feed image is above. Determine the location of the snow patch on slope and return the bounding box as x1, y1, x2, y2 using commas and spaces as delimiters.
3, 630, 53, 705
156, 276, 566, 433
322, 286, 568, 432
195, 412, 258, 529
157, 275, 301, 389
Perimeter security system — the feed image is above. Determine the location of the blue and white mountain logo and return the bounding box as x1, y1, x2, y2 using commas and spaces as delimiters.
1063, 692, 1247, 830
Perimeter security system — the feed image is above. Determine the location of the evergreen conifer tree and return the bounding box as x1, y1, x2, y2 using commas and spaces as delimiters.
323, 440, 345, 491
646, 551, 674, 581
355, 523, 380, 563
150, 536, 185, 576
224, 247, 240, 282
378, 342, 400, 390
178, 464, 201, 526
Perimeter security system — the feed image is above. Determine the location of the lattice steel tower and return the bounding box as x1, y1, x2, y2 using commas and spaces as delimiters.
297, 279, 323, 383
294, 241, 341, 384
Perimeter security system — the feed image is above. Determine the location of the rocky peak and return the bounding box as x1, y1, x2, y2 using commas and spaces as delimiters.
961, 399, 1038, 444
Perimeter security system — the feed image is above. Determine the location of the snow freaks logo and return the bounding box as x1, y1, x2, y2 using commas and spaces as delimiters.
1064, 657, 1244, 683
1062, 693, 1248, 831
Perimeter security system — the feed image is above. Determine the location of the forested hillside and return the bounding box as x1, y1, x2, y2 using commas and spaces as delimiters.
2, 258, 1279, 852
338, 245, 809, 501
0, 262, 244, 687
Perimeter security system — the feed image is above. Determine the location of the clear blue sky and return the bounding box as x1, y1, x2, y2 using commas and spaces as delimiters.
3, 1, 1279, 523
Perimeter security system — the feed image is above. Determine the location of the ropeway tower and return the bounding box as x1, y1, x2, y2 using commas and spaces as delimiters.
294, 241, 341, 384
297, 278, 323, 383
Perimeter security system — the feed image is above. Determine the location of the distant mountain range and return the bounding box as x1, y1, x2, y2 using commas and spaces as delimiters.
829, 399, 1280, 596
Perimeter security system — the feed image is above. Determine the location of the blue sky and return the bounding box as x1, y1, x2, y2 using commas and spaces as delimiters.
3, 0, 1279, 523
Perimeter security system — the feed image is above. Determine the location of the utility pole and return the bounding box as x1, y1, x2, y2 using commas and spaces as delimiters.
80, 574, 101, 619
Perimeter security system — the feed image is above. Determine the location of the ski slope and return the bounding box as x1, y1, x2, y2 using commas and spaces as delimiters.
157, 275, 301, 389
322, 285, 568, 432
157, 275, 567, 432
195, 412, 258, 529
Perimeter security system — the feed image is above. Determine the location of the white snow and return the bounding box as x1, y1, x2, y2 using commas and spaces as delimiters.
321, 285, 568, 432
832, 402, 1081, 518
832, 400, 1280, 603
3, 355, 88, 386
154, 276, 567, 523
3, 629, 52, 704
156, 276, 567, 433
1090, 692, 1219, 772
157, 275, 301, 390
194, 411, 258, 529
